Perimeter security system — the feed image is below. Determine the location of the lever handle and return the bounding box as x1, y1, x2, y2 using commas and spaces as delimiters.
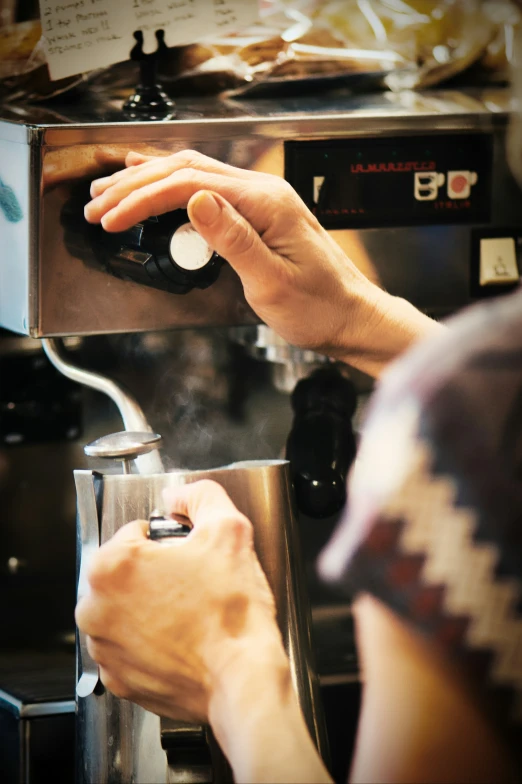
76, 477, 102, 698
148, 510, 192, 540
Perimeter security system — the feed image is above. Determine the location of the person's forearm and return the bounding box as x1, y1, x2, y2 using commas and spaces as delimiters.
335, 280, 445, 378
208, 641, 332, 784
350, 595, 518, 784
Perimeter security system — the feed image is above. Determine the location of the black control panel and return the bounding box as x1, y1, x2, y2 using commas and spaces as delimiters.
285, 134, 493, 230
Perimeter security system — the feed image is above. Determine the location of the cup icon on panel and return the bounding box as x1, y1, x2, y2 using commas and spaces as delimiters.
414, 172, 445, 201
447, 170, 478, 199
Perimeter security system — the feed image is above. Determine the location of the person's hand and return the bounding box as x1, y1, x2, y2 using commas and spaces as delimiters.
83, 149, 387, 361
75, 479, 287, 724
84, 150, 443, 375
76, 478, 332, 783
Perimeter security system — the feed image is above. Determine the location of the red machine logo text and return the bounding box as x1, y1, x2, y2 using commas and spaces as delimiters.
350, 161, 436, 174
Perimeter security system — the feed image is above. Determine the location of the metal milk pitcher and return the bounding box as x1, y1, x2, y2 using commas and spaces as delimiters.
74, 434, 328, 784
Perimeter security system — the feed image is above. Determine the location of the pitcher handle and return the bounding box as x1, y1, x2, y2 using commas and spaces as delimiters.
75, 472, 102, 697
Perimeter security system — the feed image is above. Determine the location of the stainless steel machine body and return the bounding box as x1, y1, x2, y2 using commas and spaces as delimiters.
1, 87, 521, 339
75, 459, 326, 783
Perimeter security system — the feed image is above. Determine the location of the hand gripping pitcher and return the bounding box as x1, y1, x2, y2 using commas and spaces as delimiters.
74, 424, 328, 783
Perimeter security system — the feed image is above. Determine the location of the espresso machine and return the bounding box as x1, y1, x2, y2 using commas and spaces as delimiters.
1, 83, 522, 783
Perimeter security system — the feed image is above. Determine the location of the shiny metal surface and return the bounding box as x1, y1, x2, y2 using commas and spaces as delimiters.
75, 471, 101, 699
232, 325, 328, 393
0, 689, 75, 717
1, 88, 521, 336
75, 459, 327, 783
233, 325, 325, 365
0, 89, 514, 141
160, 720, 220, 784
84, 430, 162, 459
43, 338, 164, 473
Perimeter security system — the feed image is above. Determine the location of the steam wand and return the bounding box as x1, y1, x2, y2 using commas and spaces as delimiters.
123, 29, 175, 120
42, 338, 164, 474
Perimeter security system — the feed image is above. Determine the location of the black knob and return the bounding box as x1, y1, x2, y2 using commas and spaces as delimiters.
61, 189, 226, 295
148, 511, 192, 540
286, 367, 357, 519
100, 210, 225, 294
122, 30, 175, 121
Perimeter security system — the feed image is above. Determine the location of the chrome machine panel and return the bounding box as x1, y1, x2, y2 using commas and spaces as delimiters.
1, 88, 521, 337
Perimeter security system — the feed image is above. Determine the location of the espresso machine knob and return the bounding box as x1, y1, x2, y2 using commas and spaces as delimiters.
84, 430, 162, 473
148, 509, 192, 540
93, 211, 225, 295
62, 190, 226, 294
103, 210, 225, 294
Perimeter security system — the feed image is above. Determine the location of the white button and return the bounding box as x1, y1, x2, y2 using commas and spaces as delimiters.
313, 176, 325, 204
479, 237, 519, 286
169, 222, 213, 271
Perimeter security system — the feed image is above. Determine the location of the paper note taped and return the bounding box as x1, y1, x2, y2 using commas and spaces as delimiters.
39, 0, 260, 81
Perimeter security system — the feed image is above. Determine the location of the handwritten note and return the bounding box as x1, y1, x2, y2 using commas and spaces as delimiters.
38, 0, 259, 80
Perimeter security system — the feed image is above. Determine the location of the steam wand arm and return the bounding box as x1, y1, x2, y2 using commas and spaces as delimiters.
42, 338, 164, 474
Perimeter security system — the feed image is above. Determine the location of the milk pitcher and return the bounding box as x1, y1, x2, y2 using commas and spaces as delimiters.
75, 432, 328, 783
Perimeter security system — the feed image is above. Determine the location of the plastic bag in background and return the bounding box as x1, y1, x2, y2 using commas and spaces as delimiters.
0, 0, 520, 105
0, 20, 87, 102
0, 0, 19, 29
480, 1, 521, 78
184, 0, 404, 89
156, 2, 404, 99
292, 0, 494, 90
176, 0, 519, 95
309, 0, 520, 88
0, 20, 43, 79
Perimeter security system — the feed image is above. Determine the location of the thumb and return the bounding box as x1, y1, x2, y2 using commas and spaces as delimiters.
187, 190, 275, 285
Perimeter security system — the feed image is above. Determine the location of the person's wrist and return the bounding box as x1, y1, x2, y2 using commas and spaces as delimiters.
205, 628, 333, 784
206, 633, 293, 751
208, 632, 291, 713
334, 278, 443, 376
320, 273, 385, 363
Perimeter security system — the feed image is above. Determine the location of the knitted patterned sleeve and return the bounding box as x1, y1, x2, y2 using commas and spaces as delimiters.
319, 288, 522, 758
